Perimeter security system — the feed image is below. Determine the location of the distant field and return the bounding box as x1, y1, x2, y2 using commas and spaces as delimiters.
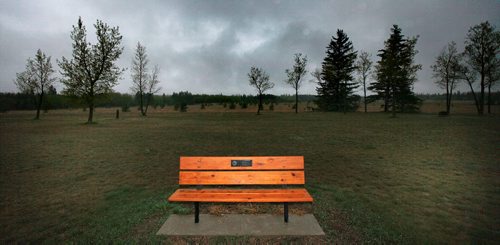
112, 100, 500, 114
0, 108, 499, 243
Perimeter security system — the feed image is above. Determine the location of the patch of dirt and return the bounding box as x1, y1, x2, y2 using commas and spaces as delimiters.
203, 203, 312, 216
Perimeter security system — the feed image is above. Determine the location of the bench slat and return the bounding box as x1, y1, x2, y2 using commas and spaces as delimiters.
180, 156, 304, 170
179, 171, 305, 185
168, 188, 313, 202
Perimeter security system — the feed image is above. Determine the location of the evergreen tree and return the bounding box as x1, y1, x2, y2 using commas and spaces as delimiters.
369, 25, 422, 116
317, 29, 358, 112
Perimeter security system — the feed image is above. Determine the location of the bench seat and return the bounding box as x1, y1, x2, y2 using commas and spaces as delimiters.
169, 188, 313, 203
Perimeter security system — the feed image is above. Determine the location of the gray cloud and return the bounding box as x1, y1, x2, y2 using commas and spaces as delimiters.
1, 0, 499, 95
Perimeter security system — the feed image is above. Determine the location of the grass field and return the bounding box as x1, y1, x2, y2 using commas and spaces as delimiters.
0, 107, 499, 243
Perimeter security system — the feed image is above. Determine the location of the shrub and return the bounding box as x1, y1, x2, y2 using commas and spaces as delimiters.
121, 104, 130, 112
229, 102, 236, 109
180, 103, 188, 112
201, 104, 206, 110
269, 103, 274, 111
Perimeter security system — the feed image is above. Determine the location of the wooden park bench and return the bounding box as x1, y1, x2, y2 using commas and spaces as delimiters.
168, 156, 313, 223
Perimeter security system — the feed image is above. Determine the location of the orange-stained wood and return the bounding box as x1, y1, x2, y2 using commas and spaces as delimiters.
168, 188, 313, 202
180, 156, 304, 170
179, 171, 305, 185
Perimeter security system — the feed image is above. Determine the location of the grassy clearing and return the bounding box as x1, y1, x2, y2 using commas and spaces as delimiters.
0, 108, 499, 243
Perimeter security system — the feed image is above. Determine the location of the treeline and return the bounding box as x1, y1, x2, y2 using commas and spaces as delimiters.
416, 92, 500, 103
0, 91, 317, 112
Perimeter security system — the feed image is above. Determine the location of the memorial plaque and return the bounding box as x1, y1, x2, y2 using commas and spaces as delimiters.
231, 160, 252, 167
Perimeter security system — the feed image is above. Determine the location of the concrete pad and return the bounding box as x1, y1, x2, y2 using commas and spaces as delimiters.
157, 214, 325, 236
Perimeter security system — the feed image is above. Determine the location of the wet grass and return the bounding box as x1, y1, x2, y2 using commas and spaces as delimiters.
0, 108, 499, 243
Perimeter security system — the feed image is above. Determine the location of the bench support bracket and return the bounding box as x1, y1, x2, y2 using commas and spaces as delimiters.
284, 202, 288, 223
194, 202, 199, 223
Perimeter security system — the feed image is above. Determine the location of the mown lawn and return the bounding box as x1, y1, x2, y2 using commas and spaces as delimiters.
0, 109, 499, 243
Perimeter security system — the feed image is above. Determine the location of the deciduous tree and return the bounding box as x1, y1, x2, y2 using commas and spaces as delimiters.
131, 42, 148, 116
14, 49, 55, 119
431, 41, 461, 115
462, 21, 499, 115
59, 17, 124, 123
144, 65, 161, 115
355, 51, 372, 113
248, 67, 274, 115
285, 53, 307, 113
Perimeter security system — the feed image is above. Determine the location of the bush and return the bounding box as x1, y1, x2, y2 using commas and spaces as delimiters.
174, 104, 179, 111
240, 102, 248, 109
229, 102, 236, 109
201, 104, 206, 110
180, 103, 188, 112
269, 103, 274, 111
121, 104, 130, 112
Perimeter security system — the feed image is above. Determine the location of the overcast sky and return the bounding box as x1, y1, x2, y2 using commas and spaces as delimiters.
1, 0, 499, 95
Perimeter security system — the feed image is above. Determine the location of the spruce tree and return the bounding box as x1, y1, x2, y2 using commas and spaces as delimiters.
369, 25, 421, 116
317, 29, 358, 112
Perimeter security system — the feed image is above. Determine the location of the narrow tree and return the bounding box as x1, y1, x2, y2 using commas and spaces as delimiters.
59, 17, 123, 123
248, 67, 274, 115
431, 41, 461, 115
370, 25, 421, 117
131, 42, 148, 116
14, 49, 55, 119
285, 53, 308, 113
317, 29, 358, 113
486, 58, 500, 113
462, 21, 500, 115
355, 51, 372, 112
144, 65, 162, 115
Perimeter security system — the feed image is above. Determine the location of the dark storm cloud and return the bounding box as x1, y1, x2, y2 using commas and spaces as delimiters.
1, 0, 499, 94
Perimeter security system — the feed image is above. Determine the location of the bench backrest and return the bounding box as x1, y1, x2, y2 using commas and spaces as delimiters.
179, 156, 305, 185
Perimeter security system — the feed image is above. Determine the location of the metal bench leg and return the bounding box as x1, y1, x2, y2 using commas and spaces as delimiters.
284, 202, 288, 223
195, 202, 199, 223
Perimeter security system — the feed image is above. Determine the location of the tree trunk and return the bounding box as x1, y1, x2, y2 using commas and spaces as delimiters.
144, 93, 150, 116
384, 86, 389, 112
140, 92, 145, 116
363, 78, 367, 113
467, 81, 481, 114
487, 82, 491, 114
479, 65, 485, 115
391, 86, 396, 118
35, 91, 43, 120
257, 93, 262, 115
445, 80, 450, 114
447, 87, 453, 115
87, 101, 94, 123
295, 89, 298, 114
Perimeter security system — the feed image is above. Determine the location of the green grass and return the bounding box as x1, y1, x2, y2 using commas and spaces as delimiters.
0, 109, 499, 243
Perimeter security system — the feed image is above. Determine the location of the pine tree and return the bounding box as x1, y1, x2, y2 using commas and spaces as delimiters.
369, 25, 421, 116
317, 29, 358, 112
